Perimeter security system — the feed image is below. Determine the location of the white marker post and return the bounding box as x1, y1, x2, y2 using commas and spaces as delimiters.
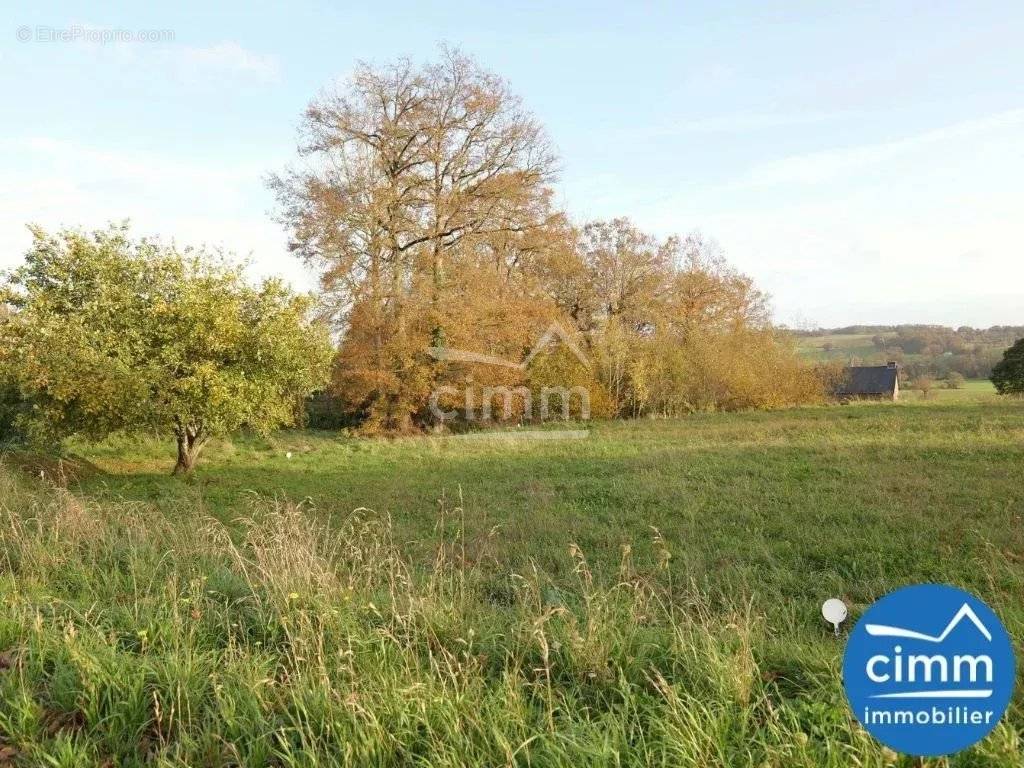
822, 598, 848, 637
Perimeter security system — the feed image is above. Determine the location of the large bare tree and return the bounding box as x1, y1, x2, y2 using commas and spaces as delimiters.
271, 49, 559, 431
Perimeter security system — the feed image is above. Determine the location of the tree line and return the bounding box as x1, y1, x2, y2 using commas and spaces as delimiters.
1, 50, 855, 471
270, 49, 822, 433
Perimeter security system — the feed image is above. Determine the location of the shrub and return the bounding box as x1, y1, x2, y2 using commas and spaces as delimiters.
991, 338, 1024, 395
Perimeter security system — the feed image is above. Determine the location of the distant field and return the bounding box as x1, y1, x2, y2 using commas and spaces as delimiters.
795, 332, 896, 362
795, 331, 1008, 372
899, 378, 997, 401
2, 401, 1023, 765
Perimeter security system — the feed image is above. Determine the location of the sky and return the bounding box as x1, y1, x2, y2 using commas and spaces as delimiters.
1, 1, 1022, 328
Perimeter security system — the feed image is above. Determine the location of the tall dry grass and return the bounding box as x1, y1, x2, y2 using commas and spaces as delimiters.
0, 466, 1020, 766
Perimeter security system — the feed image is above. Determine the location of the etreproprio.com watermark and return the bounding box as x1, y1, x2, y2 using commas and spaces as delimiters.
16, 25, 175, 44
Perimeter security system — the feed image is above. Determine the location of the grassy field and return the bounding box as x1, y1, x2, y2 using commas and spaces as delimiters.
2, 400, 1023, 765
795, 332, 896, 362
794, 330, 1008, 374
900, 379, 998, 402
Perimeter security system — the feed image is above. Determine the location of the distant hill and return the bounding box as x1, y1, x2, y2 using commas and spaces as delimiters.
787, 325, 1024, 381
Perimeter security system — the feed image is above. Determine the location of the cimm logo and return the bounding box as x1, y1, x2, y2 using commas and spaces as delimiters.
863, 603, 993, 698
426, 322, 592, 426
843, 585, 1015, 757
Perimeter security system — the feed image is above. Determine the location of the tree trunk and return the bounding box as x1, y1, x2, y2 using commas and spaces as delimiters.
172, 426, 206, 475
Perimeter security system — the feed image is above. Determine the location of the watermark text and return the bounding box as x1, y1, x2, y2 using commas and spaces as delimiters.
16, 25, 175, 44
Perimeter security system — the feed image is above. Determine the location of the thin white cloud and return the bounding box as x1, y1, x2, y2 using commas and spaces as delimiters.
734, 108, 1024, 188
642, 196, 1024, 327
176, 41, 280, 83
0, 137, 311, 290
595, 111, 852, 145
629, 107, 1024, 326
10, 136, 257, 207
652, 111, 850, 135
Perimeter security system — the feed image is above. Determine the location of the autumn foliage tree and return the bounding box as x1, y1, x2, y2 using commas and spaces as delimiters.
0, 225, 333, 473
540, 221, 821, 416
271, 48, 562, 432
274, 51, 824, 432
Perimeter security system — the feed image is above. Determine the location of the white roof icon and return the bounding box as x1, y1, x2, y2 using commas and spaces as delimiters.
866, 603, 992, 643
427, 321, 590, 371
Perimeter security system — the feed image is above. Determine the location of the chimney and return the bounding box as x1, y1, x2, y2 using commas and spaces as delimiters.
886, 361, 898, 369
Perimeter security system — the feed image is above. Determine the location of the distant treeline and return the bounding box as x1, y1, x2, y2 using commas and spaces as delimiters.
794, 325, 1024, 380
793, 324, 1024, 339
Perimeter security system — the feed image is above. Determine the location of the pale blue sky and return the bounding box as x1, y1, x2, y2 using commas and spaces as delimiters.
2, 1, 1022, 326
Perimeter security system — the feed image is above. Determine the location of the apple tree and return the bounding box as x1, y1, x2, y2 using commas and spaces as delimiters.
0, 224, 333, 473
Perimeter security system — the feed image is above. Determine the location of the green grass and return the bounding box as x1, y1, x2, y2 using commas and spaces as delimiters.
2, 401, 1023, 765
795, 330, 1007, 371
796, 332, 895, 361
901, 379, 998, 402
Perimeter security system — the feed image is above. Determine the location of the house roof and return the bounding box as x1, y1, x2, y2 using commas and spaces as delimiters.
835, 365, 899, 396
